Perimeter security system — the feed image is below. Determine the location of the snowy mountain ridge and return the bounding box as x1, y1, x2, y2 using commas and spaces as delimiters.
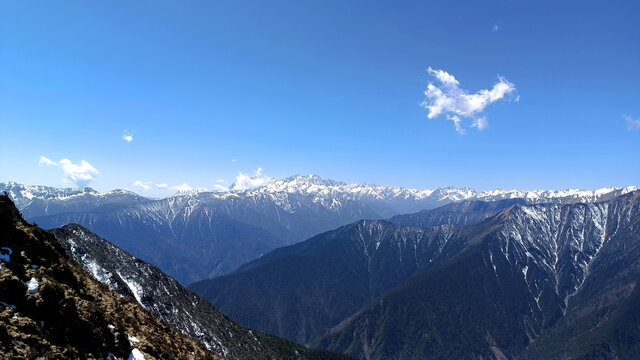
223, 174, 639, 205
0, 181, 142, 209
4, 175, 637, 213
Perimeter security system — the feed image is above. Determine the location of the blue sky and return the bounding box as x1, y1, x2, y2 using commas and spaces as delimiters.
1, 1, 639, 196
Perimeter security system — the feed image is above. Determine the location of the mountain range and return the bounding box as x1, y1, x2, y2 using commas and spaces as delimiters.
2, 177, 636, 284
190, 190, 640, 359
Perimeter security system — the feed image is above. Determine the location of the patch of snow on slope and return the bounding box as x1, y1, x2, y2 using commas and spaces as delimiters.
117, 272, 145, 306
85, 259, 113, 284
128, 349, 146, 360
26, 278, 39, 294
128, 335, 140, 345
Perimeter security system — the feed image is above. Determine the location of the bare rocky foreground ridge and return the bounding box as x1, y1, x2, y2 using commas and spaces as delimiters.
0, 195, 218, 359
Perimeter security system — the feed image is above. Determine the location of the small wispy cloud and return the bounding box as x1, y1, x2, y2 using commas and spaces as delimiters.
132, 180, 152, 191
123, 130, 133, 143
447, 115, 466, 135
625, 115, 640, 132
38, 157, 57, 166
213, 179, 228, 191
39, 156, 99, 187
471, 117, 489, 130
156, 183, 169, 189
492, 24, 500, 32
231, 159, 237, 163
421, 67, 517, 134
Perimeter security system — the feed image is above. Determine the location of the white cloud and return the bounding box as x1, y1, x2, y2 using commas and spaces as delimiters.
132, 181, 152, 191
231, 159, 237, 163
231, 168, 273, 191
492, 24, 500, 32
216, 179, 225, 183
625, 115, 640, 131
123, 130, 133, 143
38, 156, 57, 166
58, 159, 98, 183
156, 183, 169, 189
421, 67, 516, 134
39, 156, 99, 187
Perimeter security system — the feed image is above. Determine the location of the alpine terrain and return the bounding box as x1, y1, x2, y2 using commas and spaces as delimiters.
190, 190, 640, 359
